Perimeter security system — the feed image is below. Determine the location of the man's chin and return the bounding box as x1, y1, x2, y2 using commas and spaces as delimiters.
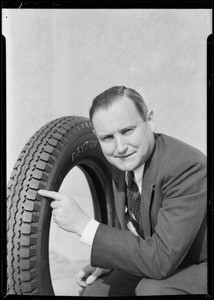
111, 161, 138, 172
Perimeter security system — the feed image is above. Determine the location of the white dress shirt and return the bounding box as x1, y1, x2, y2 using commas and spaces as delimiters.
80, 164, 145, 246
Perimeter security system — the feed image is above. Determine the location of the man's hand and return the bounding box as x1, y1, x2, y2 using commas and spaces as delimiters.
75, 264, 111, 288
38, 190, 90, 236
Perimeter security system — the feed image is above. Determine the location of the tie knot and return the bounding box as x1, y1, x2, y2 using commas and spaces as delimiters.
127, 171, 135, 186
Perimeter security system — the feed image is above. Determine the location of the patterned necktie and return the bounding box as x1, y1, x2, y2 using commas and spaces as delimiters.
126, 171, 141, 222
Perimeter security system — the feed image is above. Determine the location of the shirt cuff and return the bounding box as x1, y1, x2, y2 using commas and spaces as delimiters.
80, 218, 100, 246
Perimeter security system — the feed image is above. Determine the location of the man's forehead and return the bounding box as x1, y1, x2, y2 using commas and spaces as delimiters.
92, 103, 141, 135
95, 117, 137, 133
93, 97, 140, 119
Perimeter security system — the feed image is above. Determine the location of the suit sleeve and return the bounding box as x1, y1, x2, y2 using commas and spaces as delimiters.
90, 158, 207, 279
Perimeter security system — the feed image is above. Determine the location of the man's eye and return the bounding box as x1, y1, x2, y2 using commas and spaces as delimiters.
123, 128, 134, 135
102, 136, 113, 141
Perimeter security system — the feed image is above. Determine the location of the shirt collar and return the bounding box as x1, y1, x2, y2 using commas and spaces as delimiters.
133, 164, 145, 184
125, 163, 145, 184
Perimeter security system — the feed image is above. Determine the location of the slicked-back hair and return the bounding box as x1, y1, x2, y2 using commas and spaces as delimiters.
89, 86, 148, 124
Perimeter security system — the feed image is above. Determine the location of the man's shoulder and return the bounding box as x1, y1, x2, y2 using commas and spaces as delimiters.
156, 133, 206, 159
155, 133, 206, 173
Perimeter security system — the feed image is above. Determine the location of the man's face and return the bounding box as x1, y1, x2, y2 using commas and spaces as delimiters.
92, 97, 155, 172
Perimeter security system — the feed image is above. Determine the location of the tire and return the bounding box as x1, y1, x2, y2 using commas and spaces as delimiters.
7, 116, 117, 295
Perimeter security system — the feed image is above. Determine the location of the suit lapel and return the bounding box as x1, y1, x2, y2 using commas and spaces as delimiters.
140, 134, 164, 236
112, 169, 127, 229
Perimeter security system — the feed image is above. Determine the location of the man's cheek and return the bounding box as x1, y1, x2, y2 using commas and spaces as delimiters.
101, 146, 113, 157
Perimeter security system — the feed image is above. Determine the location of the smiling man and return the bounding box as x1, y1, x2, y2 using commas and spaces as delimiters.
91, 96, 155, 172
38, 86, 207, 296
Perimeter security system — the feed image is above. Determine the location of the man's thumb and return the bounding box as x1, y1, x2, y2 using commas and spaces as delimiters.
86, 268, 103, 284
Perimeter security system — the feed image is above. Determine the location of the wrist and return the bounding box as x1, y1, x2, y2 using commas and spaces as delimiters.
77, 214, 91, 236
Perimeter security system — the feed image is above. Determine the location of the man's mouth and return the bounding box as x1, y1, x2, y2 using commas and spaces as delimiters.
116, 153, 135, 159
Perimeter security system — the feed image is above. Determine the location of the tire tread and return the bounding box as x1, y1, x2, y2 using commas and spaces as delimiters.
7, 117, 92, 294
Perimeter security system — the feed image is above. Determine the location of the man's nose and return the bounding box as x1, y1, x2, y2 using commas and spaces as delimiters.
115, 136, 127, 154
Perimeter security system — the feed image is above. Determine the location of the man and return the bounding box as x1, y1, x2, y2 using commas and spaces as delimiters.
38, 86, 207, 296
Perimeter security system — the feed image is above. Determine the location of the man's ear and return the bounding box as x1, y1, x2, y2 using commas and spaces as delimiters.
147, 110, 156, 132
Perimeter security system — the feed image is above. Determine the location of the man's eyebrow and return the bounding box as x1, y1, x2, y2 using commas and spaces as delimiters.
97, 122, 138, 139
119, 124, 137, 132
98, 133, 113, 139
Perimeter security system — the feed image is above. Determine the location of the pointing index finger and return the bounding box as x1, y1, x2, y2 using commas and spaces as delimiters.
38, 190, 62, 201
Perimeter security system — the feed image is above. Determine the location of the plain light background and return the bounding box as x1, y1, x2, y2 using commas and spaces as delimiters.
3, 9, 211, 263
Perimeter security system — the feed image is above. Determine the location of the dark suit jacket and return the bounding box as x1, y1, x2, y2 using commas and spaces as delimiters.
91, 133, 207, 279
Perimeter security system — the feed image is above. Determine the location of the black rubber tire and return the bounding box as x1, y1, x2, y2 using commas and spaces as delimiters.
7, 116, 117, 295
